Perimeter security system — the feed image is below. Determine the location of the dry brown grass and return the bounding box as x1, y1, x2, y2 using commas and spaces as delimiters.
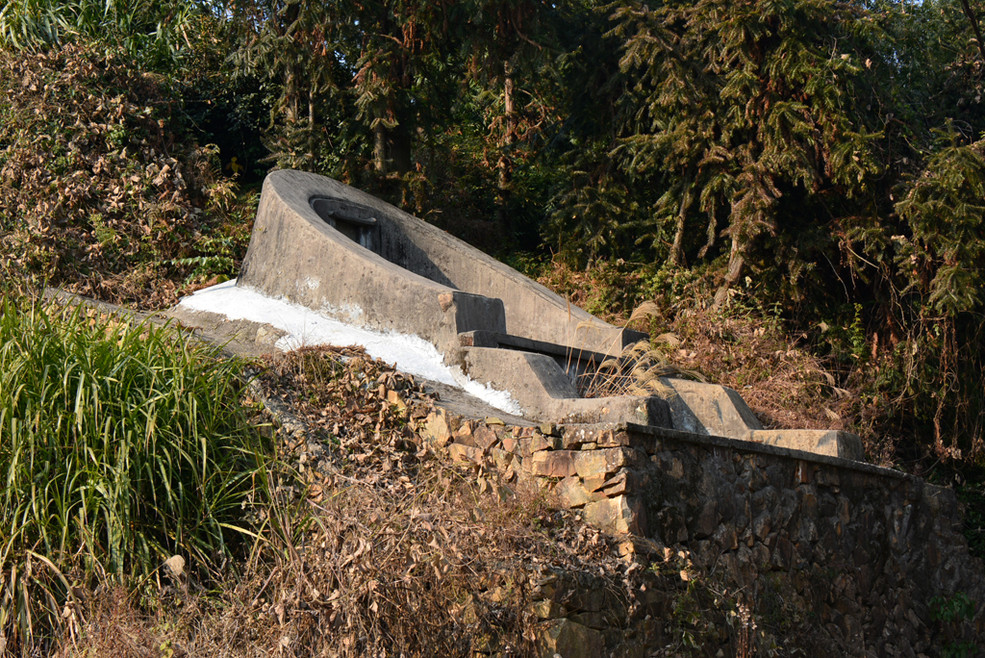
577, 302, 702, 399
535, 258, 651, 323
661, 305, 848, 431
573, 296, 851, 430
536, 259, 888, 462
60, 346, 677, 657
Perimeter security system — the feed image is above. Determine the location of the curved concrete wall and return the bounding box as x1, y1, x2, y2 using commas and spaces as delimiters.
238, 170, 635, 359
238, 171, 504, 359
235, 170, 867, 452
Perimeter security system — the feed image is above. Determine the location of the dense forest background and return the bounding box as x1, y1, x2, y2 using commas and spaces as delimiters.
2, 0, 985, 477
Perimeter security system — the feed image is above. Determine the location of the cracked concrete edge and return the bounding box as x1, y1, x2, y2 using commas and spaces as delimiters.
164, 305, 289, 358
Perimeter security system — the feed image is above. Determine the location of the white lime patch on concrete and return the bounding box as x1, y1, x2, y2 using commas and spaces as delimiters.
178, 280, 522, 415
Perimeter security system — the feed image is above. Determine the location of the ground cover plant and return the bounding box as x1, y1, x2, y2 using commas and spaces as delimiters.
0, 294, 271, 653
0, 43, 251, 308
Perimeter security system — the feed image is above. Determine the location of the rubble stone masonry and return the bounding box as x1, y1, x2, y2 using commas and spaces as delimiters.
420, 409, 985, 654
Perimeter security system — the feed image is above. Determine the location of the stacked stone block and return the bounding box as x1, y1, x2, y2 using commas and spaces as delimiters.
418, 407, 985, 654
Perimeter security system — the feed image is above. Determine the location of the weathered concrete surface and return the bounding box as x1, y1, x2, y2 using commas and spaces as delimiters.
655, 376, 865, 459
747, 428, 864, 460
458, 329, 610, 380
462, 346, 670, 426
231, 169, 867, 458
656, 377, 763, 437
235, 169, 662, 427
239, 171, 504, 361
238, 170, 639, 358
167, 305, 288, 357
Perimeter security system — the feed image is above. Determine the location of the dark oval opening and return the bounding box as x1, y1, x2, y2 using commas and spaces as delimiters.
310, 196, 379, 252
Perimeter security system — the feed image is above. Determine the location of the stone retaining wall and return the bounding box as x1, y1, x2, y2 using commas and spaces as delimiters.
420, 408, 985, 654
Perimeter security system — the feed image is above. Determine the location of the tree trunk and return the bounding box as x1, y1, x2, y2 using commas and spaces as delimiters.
670, 183, 694, 267
670, 210, 686, 267
373, 125, 386, 173
714, 232, 746, 308
387, 116, 413, 175
282, 5, 301, 136
307, 94, 316, 167
285, 66, 298, 126
959, 0, 985, 65
495, 66, 516, 235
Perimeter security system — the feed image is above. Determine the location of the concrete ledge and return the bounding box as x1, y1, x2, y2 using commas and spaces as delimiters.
458, 330, 612, 369
625, 422, 893, 476
656, 377, 763, 438
463, 346, 670, 426
745, 429, 865, 461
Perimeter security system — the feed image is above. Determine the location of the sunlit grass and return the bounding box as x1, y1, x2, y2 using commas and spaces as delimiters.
0, 293, 270, 650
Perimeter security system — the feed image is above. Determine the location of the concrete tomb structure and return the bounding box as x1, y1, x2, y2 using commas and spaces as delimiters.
235, 169, 863, 461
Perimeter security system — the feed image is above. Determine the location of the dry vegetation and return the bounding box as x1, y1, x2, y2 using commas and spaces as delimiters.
53, 346, 764, 657
0, 44, 250, 309
537, 262, 898, 467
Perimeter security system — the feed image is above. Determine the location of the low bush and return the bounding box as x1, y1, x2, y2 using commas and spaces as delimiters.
0, 43, 251, 309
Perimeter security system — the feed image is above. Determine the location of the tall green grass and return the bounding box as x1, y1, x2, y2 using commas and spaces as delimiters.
0, 294, 269, 649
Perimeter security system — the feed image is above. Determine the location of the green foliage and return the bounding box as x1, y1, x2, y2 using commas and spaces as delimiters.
541, 0, 985, 465
0, 0, 206, 69
930, 591, 978, 657
548, 145, 642, 266
224, 0, 569, 249
227, 1, 352, 171
0, 295, 270, 651
604, 0, 882, 290
932, 592, 975, 624
834, 131, 985, 461
895, 137, 985, 315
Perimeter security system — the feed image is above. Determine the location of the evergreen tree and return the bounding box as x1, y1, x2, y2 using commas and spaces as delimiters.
605, 0, 883, 304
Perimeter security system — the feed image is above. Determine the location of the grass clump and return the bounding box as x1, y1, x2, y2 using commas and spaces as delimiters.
0, 294, 270, 652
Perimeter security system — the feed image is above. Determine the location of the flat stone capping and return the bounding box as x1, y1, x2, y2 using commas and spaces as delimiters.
746, 428, 864, 461
624, 422, 904, 480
